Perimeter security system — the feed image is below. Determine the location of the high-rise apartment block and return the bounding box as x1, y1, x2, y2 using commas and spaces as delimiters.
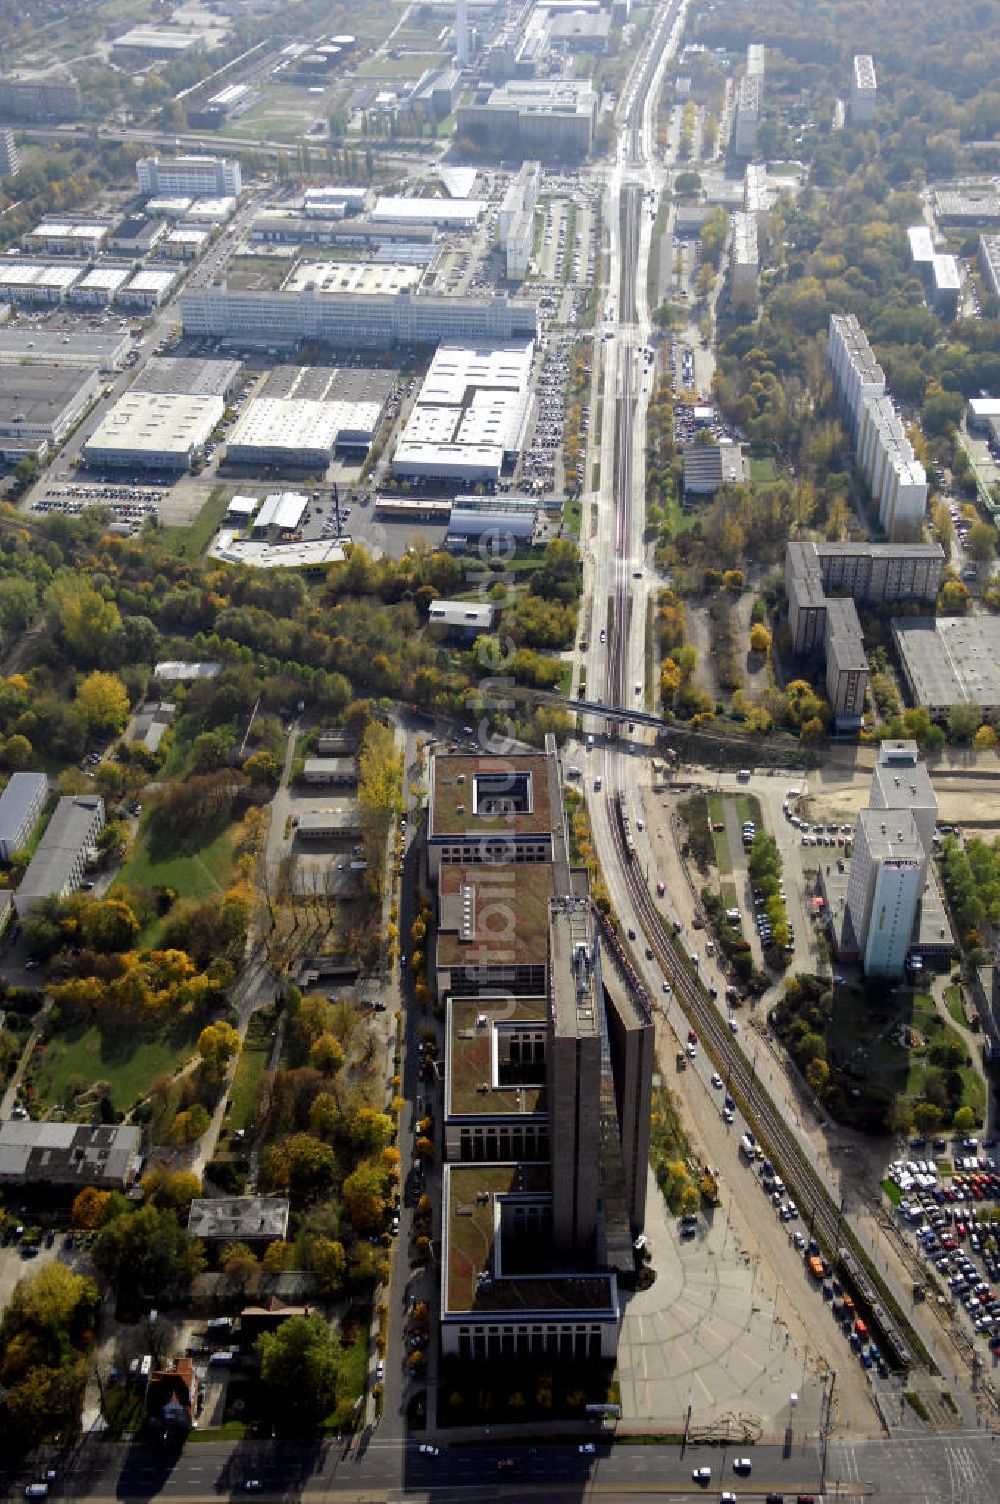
846, 809, 926, 977
433, 744, 653, 1362
845, 741, 936, 977
850, 54, 877, 126
730, 210, 759, 310
732, 74, 761, 157
137, 155, 242, 200
828, 314, 927, 540
0, 128, 21, 179
498, 160, 540, 282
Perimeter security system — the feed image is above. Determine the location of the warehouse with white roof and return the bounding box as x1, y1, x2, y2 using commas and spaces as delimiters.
68, 266, 132, 306
118, 268, 178, 309
226, 397, 382, 468
393, 340, 534, 482
83, 391, 223, 471
371, 196, 486, 228
0, 262, 81, 303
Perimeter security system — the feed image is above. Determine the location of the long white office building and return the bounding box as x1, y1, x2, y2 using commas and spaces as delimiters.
850, 54, 877, 126
137, 154, 242, 199
179, 288, 537, 348
828, 314, 926, 540
980, 235, 1000, 300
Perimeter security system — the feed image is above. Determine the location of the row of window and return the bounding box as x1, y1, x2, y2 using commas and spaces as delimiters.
438, 840, 551, 864
457, 1325, 603, 1360
458, 1125, 548, 1160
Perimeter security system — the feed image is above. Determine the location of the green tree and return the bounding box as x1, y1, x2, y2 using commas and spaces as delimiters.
93, 1204, 205, 1312
198, 1022, 241, 1082
966, 522, 997, 561
256, 1314, 340, 1428
50, 581, 121, 667
76, 671, 130, 733
948, 701, 983, 743
953, 1105, 977, 1131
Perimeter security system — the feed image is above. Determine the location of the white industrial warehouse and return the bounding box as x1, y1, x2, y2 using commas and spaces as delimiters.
225, 397, 382, 468
83, 391, 223, 471
392, 340, 534, 482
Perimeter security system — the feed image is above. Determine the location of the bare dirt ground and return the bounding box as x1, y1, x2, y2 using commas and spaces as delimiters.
804, 746, 1000, 833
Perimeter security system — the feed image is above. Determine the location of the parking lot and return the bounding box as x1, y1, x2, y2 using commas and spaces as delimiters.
887, 1140, 1000, 1358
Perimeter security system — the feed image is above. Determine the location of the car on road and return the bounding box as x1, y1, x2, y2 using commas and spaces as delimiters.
691, 1466, 711, 1485
497, 1459, 516, 1471
711, 1073, 723, 1089
733, 1459, 752, 1475
242, 1483, 262, 1493
418, 1444, 440, 1456
578, 1443, 595, 1454
374, 1360, 384, 1381
686, 1042, 697, 1058
721, 1493, 737, 1504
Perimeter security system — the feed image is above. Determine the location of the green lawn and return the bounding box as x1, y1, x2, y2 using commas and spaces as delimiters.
116, 818, 236, 902
562, 495, 582, 536
32, 1022, 197, 1114
706, 793, 731, 873
943, 984, 970, 1030
735, 793, 762, 828
749, 457, 778, 485
160, 485, 231, 558
227, 1041, 269, 1135
829, 987, 986, 1123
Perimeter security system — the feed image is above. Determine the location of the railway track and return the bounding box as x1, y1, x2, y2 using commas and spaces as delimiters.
599, 2, 922, 1376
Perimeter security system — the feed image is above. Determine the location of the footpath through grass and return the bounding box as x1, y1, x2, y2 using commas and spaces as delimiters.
117, 817, 236, 900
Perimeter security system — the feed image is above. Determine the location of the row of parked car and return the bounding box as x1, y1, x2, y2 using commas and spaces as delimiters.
892, 1143, 1000, 1352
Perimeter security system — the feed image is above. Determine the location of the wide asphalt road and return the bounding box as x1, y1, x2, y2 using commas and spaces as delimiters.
4, 1428, 999, 1502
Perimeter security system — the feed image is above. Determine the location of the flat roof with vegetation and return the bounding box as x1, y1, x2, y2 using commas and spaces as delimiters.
447, 996, 548, 1118
444, 1163, 616, 1317
437, 862, 553, 970
429, 752, 555, 839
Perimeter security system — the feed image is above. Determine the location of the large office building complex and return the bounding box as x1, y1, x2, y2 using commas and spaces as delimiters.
179, 286, 537, 348
0, 70, 79, 121
850, 54, 877, 126
785, 540, 944, 730
828, 314, 927, 540
136, 155, 242, 199
457, 80, 597, 157
434, 743, 653, 1363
